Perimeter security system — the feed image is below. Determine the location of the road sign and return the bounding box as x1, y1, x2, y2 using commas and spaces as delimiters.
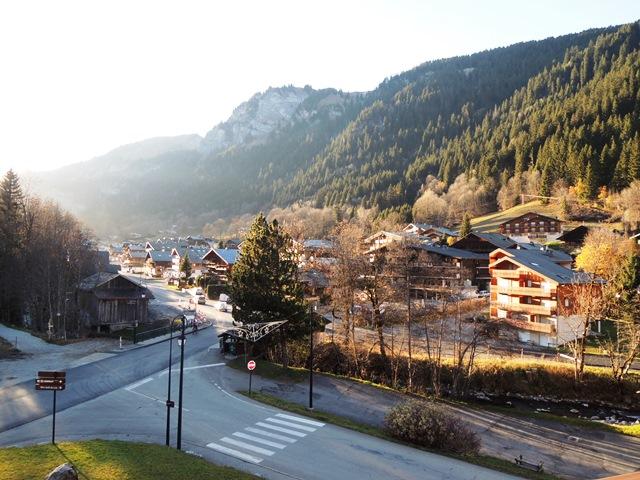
166, 400, 175, 408
36, 371, 65, 391
247, 360, 256, 371
35, 371, 65, 444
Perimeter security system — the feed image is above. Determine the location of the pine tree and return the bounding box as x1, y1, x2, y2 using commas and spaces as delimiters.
179, 251, 192, 280
540, 165, 551, 204
230, 214, 306, 335
560, 196, 570, 220
0, 169, 25, 254
459, 212, 472, 238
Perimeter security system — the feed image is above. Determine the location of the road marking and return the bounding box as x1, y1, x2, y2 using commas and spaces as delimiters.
125, 377, 153, 391
159, 363, 224, 376
221, 437, 275, 456
245, 427, 297, 444
233, 432, 287, 449
206, 442, 263, 464
275, 413, 325, 427
265, 418, 316, 432
124, 388, 190, 412
255, 422, 307, 437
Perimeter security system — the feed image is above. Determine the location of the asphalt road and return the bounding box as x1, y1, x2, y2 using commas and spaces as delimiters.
0, 324, 518, 480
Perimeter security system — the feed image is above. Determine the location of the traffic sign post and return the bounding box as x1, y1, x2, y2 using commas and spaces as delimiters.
36, 371, 65, 444
247, 360, 256, 396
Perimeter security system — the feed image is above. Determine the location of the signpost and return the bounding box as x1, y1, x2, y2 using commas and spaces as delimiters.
247, 360, 256, 396
36, 371, 66, 444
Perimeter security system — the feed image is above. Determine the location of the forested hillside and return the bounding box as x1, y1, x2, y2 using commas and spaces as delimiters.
33, 22, 640, 236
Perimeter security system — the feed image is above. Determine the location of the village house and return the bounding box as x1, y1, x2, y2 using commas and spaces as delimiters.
451, 232, 516, 253
408, 243, 489, 295
557, 225, 590, 251
489, 248, 595, 347
363, 230, 423, 253
76, 273, 153, 332
403, 223, 458, 241
295, 239, 335, 267
498, 212, 563, 243
145, 250, 173, 277
202, 248, 240, 282
170, 246, 210, 278
123, 250, 147, 271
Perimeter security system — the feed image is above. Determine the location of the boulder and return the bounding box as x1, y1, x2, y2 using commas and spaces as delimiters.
44, 463, 78, 480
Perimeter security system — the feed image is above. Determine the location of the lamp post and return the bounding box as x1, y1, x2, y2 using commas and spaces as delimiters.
165, 314, 182, 447
308, 303, 316, 410
176, 315, 187, 450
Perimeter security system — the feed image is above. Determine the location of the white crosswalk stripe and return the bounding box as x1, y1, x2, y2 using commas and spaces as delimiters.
245, 427, 298, 444
233, 431, 287, 449
221, 437, 275, 456
255, 421, 307, 437
266, 417, 317, 432
275, 413, 325, 427
206, 442, 263, 464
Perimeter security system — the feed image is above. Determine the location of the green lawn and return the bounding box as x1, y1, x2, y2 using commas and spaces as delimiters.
0, 440, 259, 480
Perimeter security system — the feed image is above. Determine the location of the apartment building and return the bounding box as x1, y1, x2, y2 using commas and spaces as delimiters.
489, 248, 595, 347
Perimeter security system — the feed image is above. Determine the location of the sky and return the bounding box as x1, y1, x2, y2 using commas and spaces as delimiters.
0, 0, 639, 173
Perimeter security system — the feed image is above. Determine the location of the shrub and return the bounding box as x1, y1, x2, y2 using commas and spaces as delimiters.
384, 400, 480, 455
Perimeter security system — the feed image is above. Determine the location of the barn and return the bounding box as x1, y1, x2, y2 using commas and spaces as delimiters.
77, 272, 153, 332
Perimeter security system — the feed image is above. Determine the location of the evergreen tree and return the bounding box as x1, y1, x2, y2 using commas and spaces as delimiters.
0, 169, 25, 254
179, 251, 192, 280
540, 165, 551, 204
459, 212, 472, 238
230, 214, 306, 335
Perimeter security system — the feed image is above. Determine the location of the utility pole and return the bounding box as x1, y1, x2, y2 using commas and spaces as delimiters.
165, 315, 180, 447
308, 303, 315, 410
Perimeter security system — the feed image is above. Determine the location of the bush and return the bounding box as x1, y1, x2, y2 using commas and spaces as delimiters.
206, 284, 228, 300
385, 400, 480, 455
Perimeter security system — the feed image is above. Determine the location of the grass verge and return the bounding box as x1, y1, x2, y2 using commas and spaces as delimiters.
240, 391, 559, 480
226, 357, 308, 382
0, 440, 259, 480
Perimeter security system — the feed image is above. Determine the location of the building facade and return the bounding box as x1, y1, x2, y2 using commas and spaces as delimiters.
498, 212, 563, 243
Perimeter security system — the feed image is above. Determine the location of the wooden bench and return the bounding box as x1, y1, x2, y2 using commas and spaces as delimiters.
515, 455, 544, 473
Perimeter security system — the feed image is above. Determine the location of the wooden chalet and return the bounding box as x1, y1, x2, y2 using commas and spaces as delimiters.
498, 212, 562, 243
202, 248, 239, 281
403, 223, 458, 241
451, 232, 516, 253
145, 250, 173, 277
77, 273, 153, 332
557, 226, 590, 250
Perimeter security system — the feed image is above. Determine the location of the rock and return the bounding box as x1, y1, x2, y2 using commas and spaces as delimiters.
590, 415, 600, 420
505, 401, 513, 407
582, 403, 589, 408
45, 463, 78, 480
570, 409, 580, 414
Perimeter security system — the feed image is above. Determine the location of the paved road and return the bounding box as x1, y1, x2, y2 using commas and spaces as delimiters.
0, 326, 518, 480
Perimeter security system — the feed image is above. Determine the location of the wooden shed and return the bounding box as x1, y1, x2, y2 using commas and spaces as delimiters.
77, 273, 153, 332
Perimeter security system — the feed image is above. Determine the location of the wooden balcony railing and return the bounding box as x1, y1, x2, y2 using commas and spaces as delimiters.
501, 317, 556, 334
491, 301, 552, 316
494, 285, 555, 297
491, 269, 521, 279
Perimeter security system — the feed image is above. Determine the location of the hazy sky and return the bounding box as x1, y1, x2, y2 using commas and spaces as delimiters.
1, 1, 639, 172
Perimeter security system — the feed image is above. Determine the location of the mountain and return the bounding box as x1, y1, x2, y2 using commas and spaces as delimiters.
32, 21, 640, 237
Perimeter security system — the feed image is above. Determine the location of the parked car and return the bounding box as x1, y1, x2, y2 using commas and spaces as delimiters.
477, 290, 490, 298
217, 301, 230, 312
197, 295, 206, 305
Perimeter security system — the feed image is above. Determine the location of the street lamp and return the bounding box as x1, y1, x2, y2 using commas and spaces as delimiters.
308, 303, 317, 410
165, 314, 182, 447
176, 315, 187, 450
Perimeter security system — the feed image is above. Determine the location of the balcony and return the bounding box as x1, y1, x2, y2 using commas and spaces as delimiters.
495, 285, 555, 297
491, 301, 552, 316
491, 269, 521, 279
501, 317, 556, 334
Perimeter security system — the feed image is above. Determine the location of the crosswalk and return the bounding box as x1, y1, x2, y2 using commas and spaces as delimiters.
206, 413, 325, 464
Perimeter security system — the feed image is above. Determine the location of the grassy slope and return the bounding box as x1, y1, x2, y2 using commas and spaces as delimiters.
470, 200, 621, 233
0, 440, 259, 480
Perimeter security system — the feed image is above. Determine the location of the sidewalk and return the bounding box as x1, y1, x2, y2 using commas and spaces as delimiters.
215, 356, 640, 480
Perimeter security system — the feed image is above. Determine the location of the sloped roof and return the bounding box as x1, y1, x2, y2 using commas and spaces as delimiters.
513, 243, 572, 263
300, 268, 329, 288
491, 248, 593, 284
414, 243, 486, 260
148, 250, 173, 262
473, 232, 517, 249
303, 239, 334, 250
211, 248, 239, 265
405, 223, 458, 237
172, 246, 210, 263
498, 211, 560, 226
557, 226, 590, 243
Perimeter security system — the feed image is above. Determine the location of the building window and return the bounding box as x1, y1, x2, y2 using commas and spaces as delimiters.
564, 298, 570, 307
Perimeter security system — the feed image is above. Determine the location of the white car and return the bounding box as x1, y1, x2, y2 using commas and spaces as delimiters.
217, 301, 230, 312
197, 295, 206, 305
